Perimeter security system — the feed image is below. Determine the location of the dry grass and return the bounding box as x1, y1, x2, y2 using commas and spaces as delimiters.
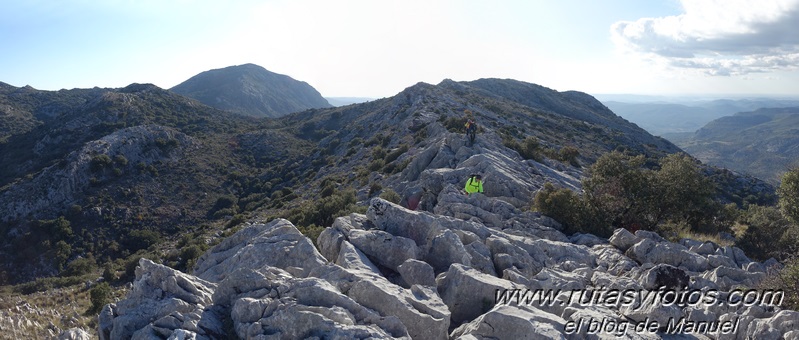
0, 281, 128, 339
677, 229, 736, 248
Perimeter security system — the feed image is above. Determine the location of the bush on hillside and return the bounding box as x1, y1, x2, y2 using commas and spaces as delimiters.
779, 167, 799, 224
533, 183, 604, 236
737, 205, 792, 261
534, 151, 723, 237
380, 188, 402, 204
88, 282, 111, 314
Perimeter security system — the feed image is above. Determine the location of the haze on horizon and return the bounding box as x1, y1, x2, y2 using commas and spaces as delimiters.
1, 0, 798, 99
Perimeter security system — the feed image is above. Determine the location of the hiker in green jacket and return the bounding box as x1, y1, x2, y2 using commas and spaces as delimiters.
464, 174, 484, 195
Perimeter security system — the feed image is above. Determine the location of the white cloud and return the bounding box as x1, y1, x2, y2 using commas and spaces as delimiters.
611, 0, 799, 76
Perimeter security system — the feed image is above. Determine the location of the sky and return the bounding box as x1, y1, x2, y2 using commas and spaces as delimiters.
1, 0, 798, 99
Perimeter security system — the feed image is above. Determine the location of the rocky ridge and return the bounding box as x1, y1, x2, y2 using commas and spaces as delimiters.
98, 109, 798, 338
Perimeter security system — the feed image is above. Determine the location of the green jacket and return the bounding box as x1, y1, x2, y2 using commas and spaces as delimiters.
464, 177, 483, 194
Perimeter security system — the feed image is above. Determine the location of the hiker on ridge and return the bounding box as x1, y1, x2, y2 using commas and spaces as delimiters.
464, 110, 477, 144
464, 174, 484, 195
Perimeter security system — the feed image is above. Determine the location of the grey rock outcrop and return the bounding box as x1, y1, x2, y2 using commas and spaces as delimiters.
57, 328, 92, 340
193, 219, 327, 281
0, 125, 196, 223
101, 194, 798, 340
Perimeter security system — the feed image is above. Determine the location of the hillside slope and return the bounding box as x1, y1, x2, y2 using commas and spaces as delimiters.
170, 63, 332, 118
678, 107, 799, 184
0, 77, 784, 338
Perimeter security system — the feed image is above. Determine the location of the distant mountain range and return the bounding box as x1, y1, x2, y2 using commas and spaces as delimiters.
170, 63, 331, 118
676, 107, 799, 184
325, 97, 375, 107
601, 98, 799, 136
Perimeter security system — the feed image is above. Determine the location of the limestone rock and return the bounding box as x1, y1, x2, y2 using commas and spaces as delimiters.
348, 229, 420, 270
397, 259, 436, 287
451, 305, 567, 339
336, 240, 382, 277
627, 238, 709, 272
349, 279, 450, 340
745, 310, 799, 340
99, 259, 222, 340
57, 328, 91, 340
637, 264, 690, 290
609, 228, 639, 252
437, 264, 522, 325
193, 219, 327, 281
426, 229, 472, 273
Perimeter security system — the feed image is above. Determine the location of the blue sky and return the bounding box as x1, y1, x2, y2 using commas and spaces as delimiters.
1, 0, 797, 98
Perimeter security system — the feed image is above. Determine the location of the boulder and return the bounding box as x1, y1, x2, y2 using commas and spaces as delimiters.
637, 264, 690, 290
317, 226, 346, 262
193, 219, 327, 281
99, 259, 222, 340
627, 238, 709, 272
57, 328, 91, 340
532, 239, 596, 269
348, 229, 420, 270
689, 241, 717, 256
619, 293, 682, 326
715, 246, 752, 268
397, 259, 436, 287
349, 279, 450, 340
366, 198, 445, 250
451, 305, 567, 339
528, 267, 591, 291
569, 233, 609, 247
701, 266, 766, 291
437, 264, 522, 325
745, 310, 799, 340
590, 244, 638, 276
335, 241, 382, 277
486, 236, 545, 279
212, 266, 410, 339
609, 228, 639, 252
426, 229, 472, 273
464, 240, 497, 276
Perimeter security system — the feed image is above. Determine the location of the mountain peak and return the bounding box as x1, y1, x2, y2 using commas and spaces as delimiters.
170, 63, 331, 118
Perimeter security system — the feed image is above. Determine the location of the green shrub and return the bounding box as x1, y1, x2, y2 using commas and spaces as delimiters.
503, 136, 541, 161
368, 159, 385, 172
384, 144, 409, 164
779, 167, 799, 224
124, 230, 161, 251
737, 205, 793, 261
90, 154, 113, 172
63, 256, 97, 277
368, 183, 382, 197
759, 257, 799, 311
380, 188, 402, 204
89, 282, 111, 314
442, 116, 468, 133
113, 154, 129, 166
559, 146, 580, 166
533, 183, 603, 236
320, 183, 336, 198
103, 263, 118, 282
